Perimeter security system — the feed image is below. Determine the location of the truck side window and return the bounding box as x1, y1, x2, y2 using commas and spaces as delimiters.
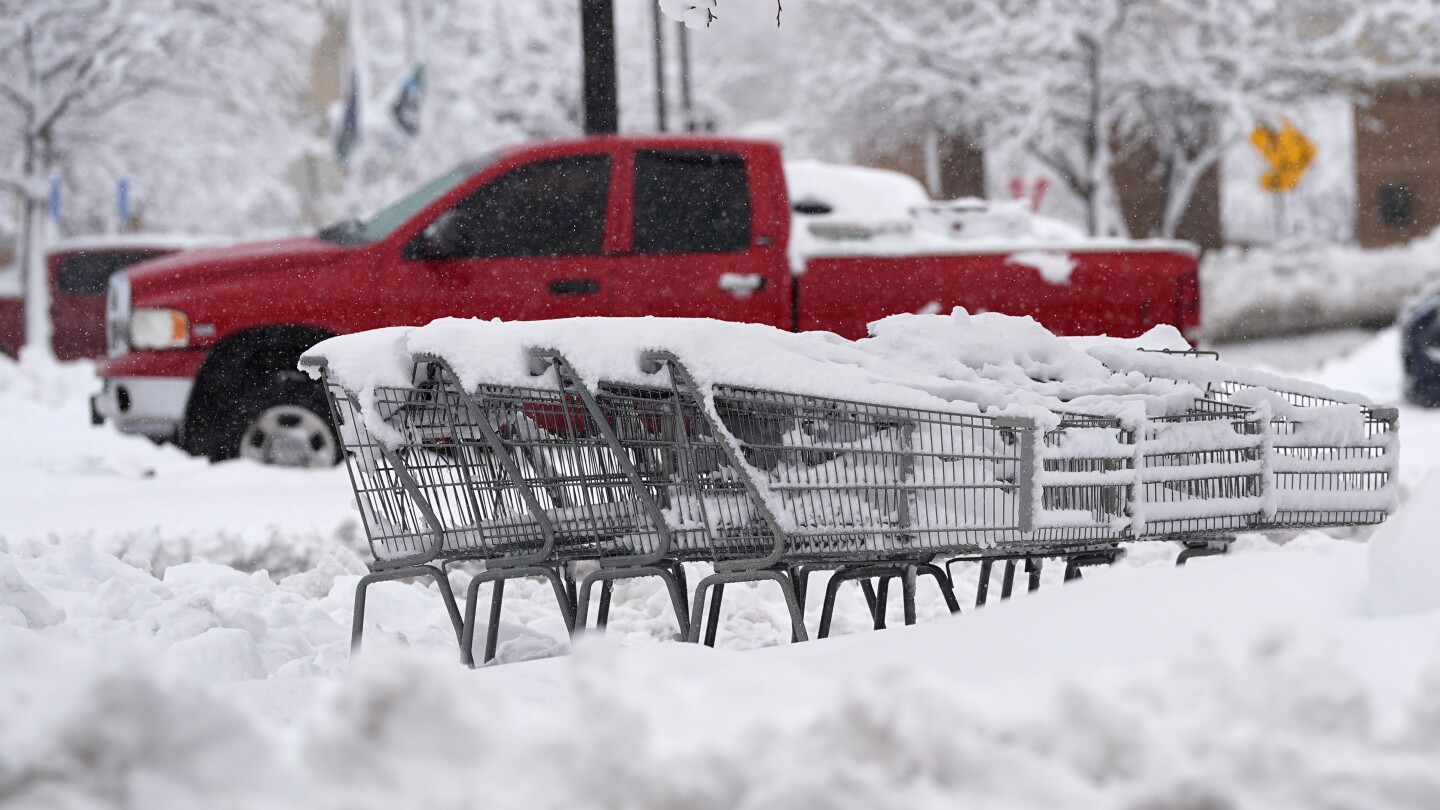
58, 251, 166, 296
445, 155, 610, 258
633, 150, 751, 254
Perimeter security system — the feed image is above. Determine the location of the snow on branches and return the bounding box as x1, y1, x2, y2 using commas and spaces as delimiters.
659, 0, 783, 29
0, 0, 308, 355
779, 0, 1440, 238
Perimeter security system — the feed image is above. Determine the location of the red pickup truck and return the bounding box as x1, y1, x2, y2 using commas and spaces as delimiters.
94, 134, 1201, 467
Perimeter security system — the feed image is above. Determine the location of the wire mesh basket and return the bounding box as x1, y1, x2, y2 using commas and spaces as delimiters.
1102, 349, 1398, 531
324, 357, 672, 570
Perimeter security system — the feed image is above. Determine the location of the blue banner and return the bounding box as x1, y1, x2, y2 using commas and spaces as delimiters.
48, 175, 61, 221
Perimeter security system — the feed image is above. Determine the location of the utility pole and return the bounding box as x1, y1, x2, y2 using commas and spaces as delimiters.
580, 0, 618, 134
652, 1, 668, 132
676, 20, 694, 132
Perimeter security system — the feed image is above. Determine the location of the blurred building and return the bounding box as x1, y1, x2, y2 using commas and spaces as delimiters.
1355, 80, 1440, 248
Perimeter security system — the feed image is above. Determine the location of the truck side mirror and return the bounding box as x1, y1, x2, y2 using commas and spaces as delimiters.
403, 211, 465, 261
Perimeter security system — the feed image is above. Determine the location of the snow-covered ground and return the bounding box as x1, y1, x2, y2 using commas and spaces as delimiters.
4, 327, 1440, 808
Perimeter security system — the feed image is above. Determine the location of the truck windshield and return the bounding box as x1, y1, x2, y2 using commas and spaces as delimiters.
318, 155, 496, 245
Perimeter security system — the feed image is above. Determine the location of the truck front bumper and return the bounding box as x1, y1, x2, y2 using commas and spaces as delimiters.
93, 349, 208, 441
92, 377, 194, 440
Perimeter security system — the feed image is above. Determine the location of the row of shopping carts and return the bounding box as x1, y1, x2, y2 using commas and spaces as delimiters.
302, 341, 1397, 665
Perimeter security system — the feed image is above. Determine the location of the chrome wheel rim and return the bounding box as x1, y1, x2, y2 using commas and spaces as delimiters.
239, 405, 335, 467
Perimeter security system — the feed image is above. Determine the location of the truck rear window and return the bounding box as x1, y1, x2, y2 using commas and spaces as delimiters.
57, 251, 167, 296
633, 150, 751, 254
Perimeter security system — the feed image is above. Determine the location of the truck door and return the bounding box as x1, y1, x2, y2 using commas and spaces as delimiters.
391, 153, 615, 324
607, 148, 788, 327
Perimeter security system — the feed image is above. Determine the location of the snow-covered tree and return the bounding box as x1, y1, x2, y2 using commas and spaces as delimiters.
330, 0, 587, 221
690, 0, 1440, 238
1123, 0, 1421, 238
0, 0, 310, 358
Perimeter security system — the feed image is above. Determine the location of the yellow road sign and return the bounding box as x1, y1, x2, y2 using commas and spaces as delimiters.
1251, 118, 1316, 193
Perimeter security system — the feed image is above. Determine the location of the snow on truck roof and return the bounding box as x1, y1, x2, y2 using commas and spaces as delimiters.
782, 160, 1196, 272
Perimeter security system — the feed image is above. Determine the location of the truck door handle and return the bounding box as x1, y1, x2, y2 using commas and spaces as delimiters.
718, 272, 767, 299
548, 278, 600, 296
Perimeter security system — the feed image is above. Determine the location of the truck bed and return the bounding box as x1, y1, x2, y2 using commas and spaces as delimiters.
796, 246, 1200, 341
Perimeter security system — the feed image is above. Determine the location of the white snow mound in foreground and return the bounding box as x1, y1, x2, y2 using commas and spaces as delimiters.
1369, 468, 1440, 617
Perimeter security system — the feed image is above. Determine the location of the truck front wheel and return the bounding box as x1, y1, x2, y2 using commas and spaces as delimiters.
231, 375, 339, 468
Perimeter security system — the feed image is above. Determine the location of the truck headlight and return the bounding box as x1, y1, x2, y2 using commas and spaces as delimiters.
130, 308, 190, 349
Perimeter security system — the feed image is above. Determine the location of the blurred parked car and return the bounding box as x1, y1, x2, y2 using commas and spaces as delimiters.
1402, 285, 1440, 405
0, 236, 217, 361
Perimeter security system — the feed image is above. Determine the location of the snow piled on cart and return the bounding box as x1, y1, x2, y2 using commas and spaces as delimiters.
306, 309, 1392, 537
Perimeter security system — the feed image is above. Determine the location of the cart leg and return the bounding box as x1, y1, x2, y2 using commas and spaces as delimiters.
597, 580, 615, 629
1177, 539, 1230, 566
976, 560, 992, 607
872, 576, 891, 630
901, 566, 918, 626
769, 569, 808, 643
1001, 560, 1018, 599
460, 574, 484, 668
704, 583, 725, 647
817, 572, 842, 639
1064, 560, 1084, 581
539, 565, 576, 636
860, 578, 880, 618
1026, 558, 1043, 593
916, 563, 961, 614
687, 579, 713, 644
660, 567, 691, 641
790, 564, 811, 612
660, 560, 690, 637
1063, 549, 1121, 582
670, 561, 688, 604
353, 565, 466, 662
351, 573, 377, 659
575, 574, 599, 635
561, 561, 579, 614
425, 566, 465, 650
576, 565, 688, 640
483, 579, 505, 665
691, 570, 807, 646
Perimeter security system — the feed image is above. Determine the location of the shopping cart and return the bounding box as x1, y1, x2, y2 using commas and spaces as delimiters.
307, 326, 1398, 662
309, 353, 682, 665
632, 351, 1163, 643
1094, 348, 1399, 533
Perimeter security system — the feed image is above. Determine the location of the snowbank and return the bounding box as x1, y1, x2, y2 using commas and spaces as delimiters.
1369, 469, 1440, 617
5, 533, 1440, 808
3, 341, 1440, 806
0, 353, 360, 573
1202, 233, 1440, 341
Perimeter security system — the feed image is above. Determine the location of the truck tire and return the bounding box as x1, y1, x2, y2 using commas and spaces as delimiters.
191, 368, 336, 464
219, 372, 338, 467
181, 326, 338, 466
